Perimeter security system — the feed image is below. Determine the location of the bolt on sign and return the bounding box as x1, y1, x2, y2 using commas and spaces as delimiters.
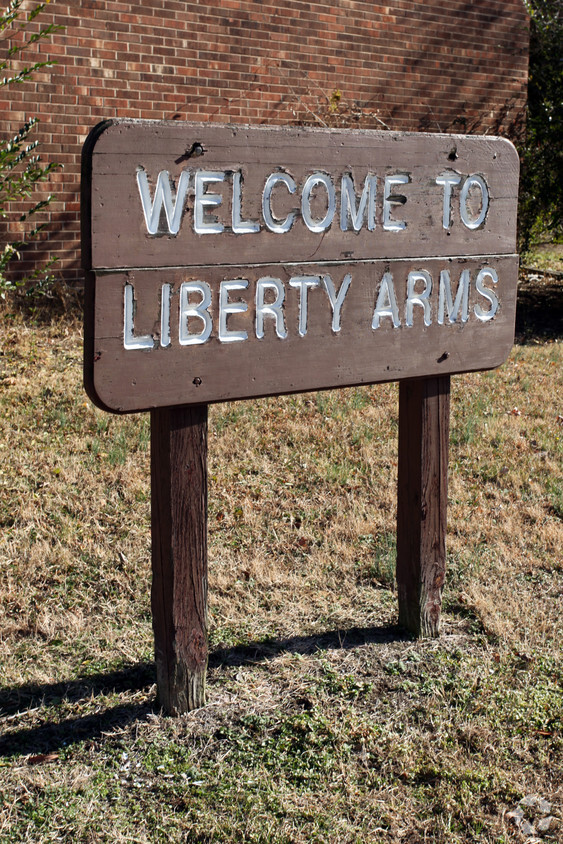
82, 121, 519, 715
83, 121, 519, 413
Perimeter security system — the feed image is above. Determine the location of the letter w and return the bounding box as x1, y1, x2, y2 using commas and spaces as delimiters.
136, 168, 190, 235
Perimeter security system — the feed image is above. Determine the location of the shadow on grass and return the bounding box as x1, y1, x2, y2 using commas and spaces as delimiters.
516, 271, 563, 342
0, 624, 406, 758
0, 702, 156, 759
208, 624, 407, 668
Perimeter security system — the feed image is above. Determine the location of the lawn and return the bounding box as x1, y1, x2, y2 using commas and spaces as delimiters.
0, 269, 561, 842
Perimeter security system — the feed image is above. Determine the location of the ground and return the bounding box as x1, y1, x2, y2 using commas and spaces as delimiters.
0, 263, 561, 842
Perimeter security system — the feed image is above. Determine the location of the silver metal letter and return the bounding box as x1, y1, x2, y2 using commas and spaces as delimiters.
179, 281, 213, 345
160, 283, 172, 347
262, 172, 297, 234
289, 276, 320, 337
322, 273, 352, 333
474, 267, 499, 321
255, 277, 288, 339
194, 170, 225, 235
219, 279, 249, 343
438, 269, 469, 324
383, 174, 409, 231
301, 172, 336, 233
405, 271, 432, 327
136, 168, 190, 235
340, 174, 377, 231
232, 171, 260, 234
372, 272, 400, 329
460, 174, 489, 230
435, 172, 462, 230
123, 283, 154, 350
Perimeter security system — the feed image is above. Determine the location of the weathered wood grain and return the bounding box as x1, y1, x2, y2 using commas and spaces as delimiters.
396, 376, 450, 637
85, 255, 517, 413
82, 120, 519, 271
150, 404, 208, 714
82, 121, 519, 413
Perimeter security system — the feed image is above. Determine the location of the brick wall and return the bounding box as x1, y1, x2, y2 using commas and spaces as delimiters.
1, 0, 529, 288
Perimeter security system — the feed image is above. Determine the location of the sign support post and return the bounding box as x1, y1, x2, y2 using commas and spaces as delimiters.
396, 376, 450, 637
150, 404, 208, 713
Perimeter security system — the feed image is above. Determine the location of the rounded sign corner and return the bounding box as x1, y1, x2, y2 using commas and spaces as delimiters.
491, 135, 521, 172
84, 371, 127, 416
82, 119, 119, 158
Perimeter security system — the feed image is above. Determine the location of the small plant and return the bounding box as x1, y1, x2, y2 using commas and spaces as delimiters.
328, 88, 342, 114
0, 0, 63, 303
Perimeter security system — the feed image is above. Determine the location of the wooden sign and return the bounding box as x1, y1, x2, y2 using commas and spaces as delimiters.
82, 120, 519, 413
81, 121, 519, 715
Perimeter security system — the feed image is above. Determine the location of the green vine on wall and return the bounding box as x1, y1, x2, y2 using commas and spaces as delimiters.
0, 0, 63, 303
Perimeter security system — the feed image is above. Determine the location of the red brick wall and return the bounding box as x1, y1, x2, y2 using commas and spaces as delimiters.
1, 0, 529, 288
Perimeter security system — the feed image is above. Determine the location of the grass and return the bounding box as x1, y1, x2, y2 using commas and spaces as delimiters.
0, 269, 562, 842
521, 242, 563, 275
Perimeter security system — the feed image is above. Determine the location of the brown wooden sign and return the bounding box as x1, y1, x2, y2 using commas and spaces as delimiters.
81, 120, 519, 715
82, 120, 519, 413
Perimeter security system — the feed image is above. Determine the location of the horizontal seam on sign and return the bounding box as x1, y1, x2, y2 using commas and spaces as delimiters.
92, 253, 519, 274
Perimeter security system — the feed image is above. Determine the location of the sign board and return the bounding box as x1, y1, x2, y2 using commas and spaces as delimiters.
82, 120, 519, 413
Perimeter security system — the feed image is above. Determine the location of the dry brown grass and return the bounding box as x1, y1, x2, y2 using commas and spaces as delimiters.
0, 281, 562, 841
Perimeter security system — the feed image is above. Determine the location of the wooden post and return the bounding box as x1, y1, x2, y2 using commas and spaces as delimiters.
150, 404, 208, 714
396, 376, 450, 637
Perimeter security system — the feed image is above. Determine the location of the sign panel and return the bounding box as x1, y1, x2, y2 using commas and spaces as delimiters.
82, 120, 519, 412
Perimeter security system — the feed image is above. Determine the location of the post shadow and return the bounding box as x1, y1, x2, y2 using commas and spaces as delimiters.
0, 623, 407, 758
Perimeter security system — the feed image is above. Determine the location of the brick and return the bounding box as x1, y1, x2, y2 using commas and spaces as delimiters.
0, 0, 529, 288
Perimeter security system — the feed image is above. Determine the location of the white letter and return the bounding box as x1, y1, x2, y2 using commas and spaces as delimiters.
383, 174, 409, 231
179, 281, 212, 345
123, 283, 154, 350
438, 269, 469, 324
262, 172, 297, 233
405, 271, 432, 327
435, 172, 461, 230
301, 172, 336, 233
322, 273, 352, 332
232, 171, 260, 234
474, 267, 499, 321
160, 283, 172, 347
136, 168, 190, 235
289, 275, 320, 337
340, 174, 377, 231
194, 170, 225, 234
219, 280, 248, 343
460, 175, 489, 230
372, 272, 400, 329
255, 277, 287, 339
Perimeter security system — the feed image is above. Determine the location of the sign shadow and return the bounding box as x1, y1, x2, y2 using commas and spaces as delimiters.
208, 624, 408, 668
0, 624, 406, 758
